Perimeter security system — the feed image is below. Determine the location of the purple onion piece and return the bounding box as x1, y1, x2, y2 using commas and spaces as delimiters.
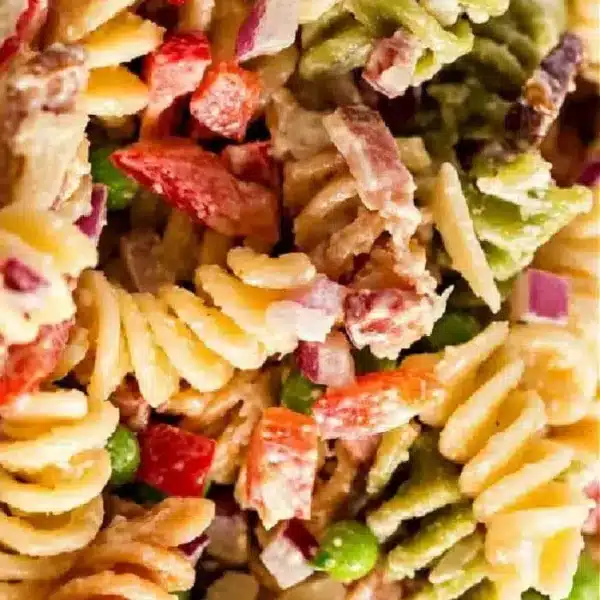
75, 183, 107, 242
282, 519, 319, 560
578, 159, 600, 188
180, 534, 210, 565
0, 258, 48, 292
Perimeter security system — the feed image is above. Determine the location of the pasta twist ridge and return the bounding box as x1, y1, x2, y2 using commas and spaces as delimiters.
39, 497, 215, 600
367, 432, 489, 600
46, 0, 164, 118
419, 322, 592, 600
73, 248, 318, 407
0, 389, 118, 595
0, 205, 98, 347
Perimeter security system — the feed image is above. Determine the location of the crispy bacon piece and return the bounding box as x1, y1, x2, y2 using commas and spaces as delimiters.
506, 33, 584, 149
295, 331, 355, 388
312, 365, 440, 439
362, 29, 421, 99
0, 0, 47, 69
190, 61, 261, 141
111, 138, 279, 242
141, 31, 212, 138
221, 140, 279, 189
246, 407, 318, 528
110, 379, 151, 432
322, 105, 419, 242
0, 319, 73, 404
345, 287, 447, 359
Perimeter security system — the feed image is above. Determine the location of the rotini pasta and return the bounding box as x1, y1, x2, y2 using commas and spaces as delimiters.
367, 432, 490, 600
535, 185, 600, 380
47, 0, 163, 117
0, 205, 98, 346
0, 388, 118, 594
73, 248, 323, 406
416, 322, 593, 600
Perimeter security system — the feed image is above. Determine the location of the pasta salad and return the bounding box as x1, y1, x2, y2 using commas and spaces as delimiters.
0, 0, 598, 599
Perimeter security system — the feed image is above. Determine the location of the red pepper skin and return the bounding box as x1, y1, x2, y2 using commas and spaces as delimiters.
190, 61, 261, 141
0, 319, 73, 405
138, 423, 216, 497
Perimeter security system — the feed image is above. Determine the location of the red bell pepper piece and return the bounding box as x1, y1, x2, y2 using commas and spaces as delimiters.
141, 31, 212, 138
0, 0, 47, 69
190, 61, 261, 141
246, 407, 318, 528
111, 138, 279, 242
0, 318, 73, 405
138, 423, 215, 497
312, 365, 441, 439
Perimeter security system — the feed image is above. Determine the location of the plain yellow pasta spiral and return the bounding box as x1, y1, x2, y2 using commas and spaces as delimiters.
535, 185, 600, 384
0, 388, 118, 596
412, 322, 592, 600
0, 206, 98, 346
46, 0, 164, 118
46, 497, 214, 600
73, 247, 319, 407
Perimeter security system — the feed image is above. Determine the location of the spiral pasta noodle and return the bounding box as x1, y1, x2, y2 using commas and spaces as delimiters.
46, 0, 164, 117
367, 432, 490, 600
73, 247, 319, 406
416, 321, 593, 600
0, 388, 118, 595
0, 205, 98, 346
535, 185, 600, 382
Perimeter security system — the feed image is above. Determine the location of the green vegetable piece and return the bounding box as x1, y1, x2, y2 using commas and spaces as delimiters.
90, 145, 139, 210
172, 592, 191, 600
385, 503, 477, 580
106, 425, 141, 487
567, 550, 600, 600
280, 368, 323, 415
313, 520, 379, 582
299, 20, 373, 80
354, 347, 397, 375
427, 312, 481, 351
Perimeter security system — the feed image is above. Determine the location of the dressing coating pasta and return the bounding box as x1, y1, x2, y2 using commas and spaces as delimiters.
419, 322, 593, 600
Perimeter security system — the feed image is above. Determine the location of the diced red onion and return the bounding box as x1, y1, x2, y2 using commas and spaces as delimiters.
296, 331, 355, 387
235, 0, 299, 62
511, 268, 569, 325
260, 520, 317, 589
291, 274, 347, 317
180, 533, 209, 565
362, 29, 422, 99
75, 183, 107, 242
0, 258, 48, 293
583, 480, 599, 536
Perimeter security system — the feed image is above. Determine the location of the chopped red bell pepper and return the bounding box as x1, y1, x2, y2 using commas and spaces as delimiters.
220, 140, 279, 189
111, 138, 279, 242
312, 365, 441, 439
0, 0, 47, 69
138, 423, 215, 497
246, 407, 318, 529
190, 61, 261, 141
0, 318, 73, 405
141, 31, 212, 138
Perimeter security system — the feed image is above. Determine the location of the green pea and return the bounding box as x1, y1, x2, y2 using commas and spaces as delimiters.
353, 347, 397, 375
106, 425, 140, 486
280, 368, 323, 415
312, 520, 379, 582
427, 312, 481, 351
90, 145, 139, 210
